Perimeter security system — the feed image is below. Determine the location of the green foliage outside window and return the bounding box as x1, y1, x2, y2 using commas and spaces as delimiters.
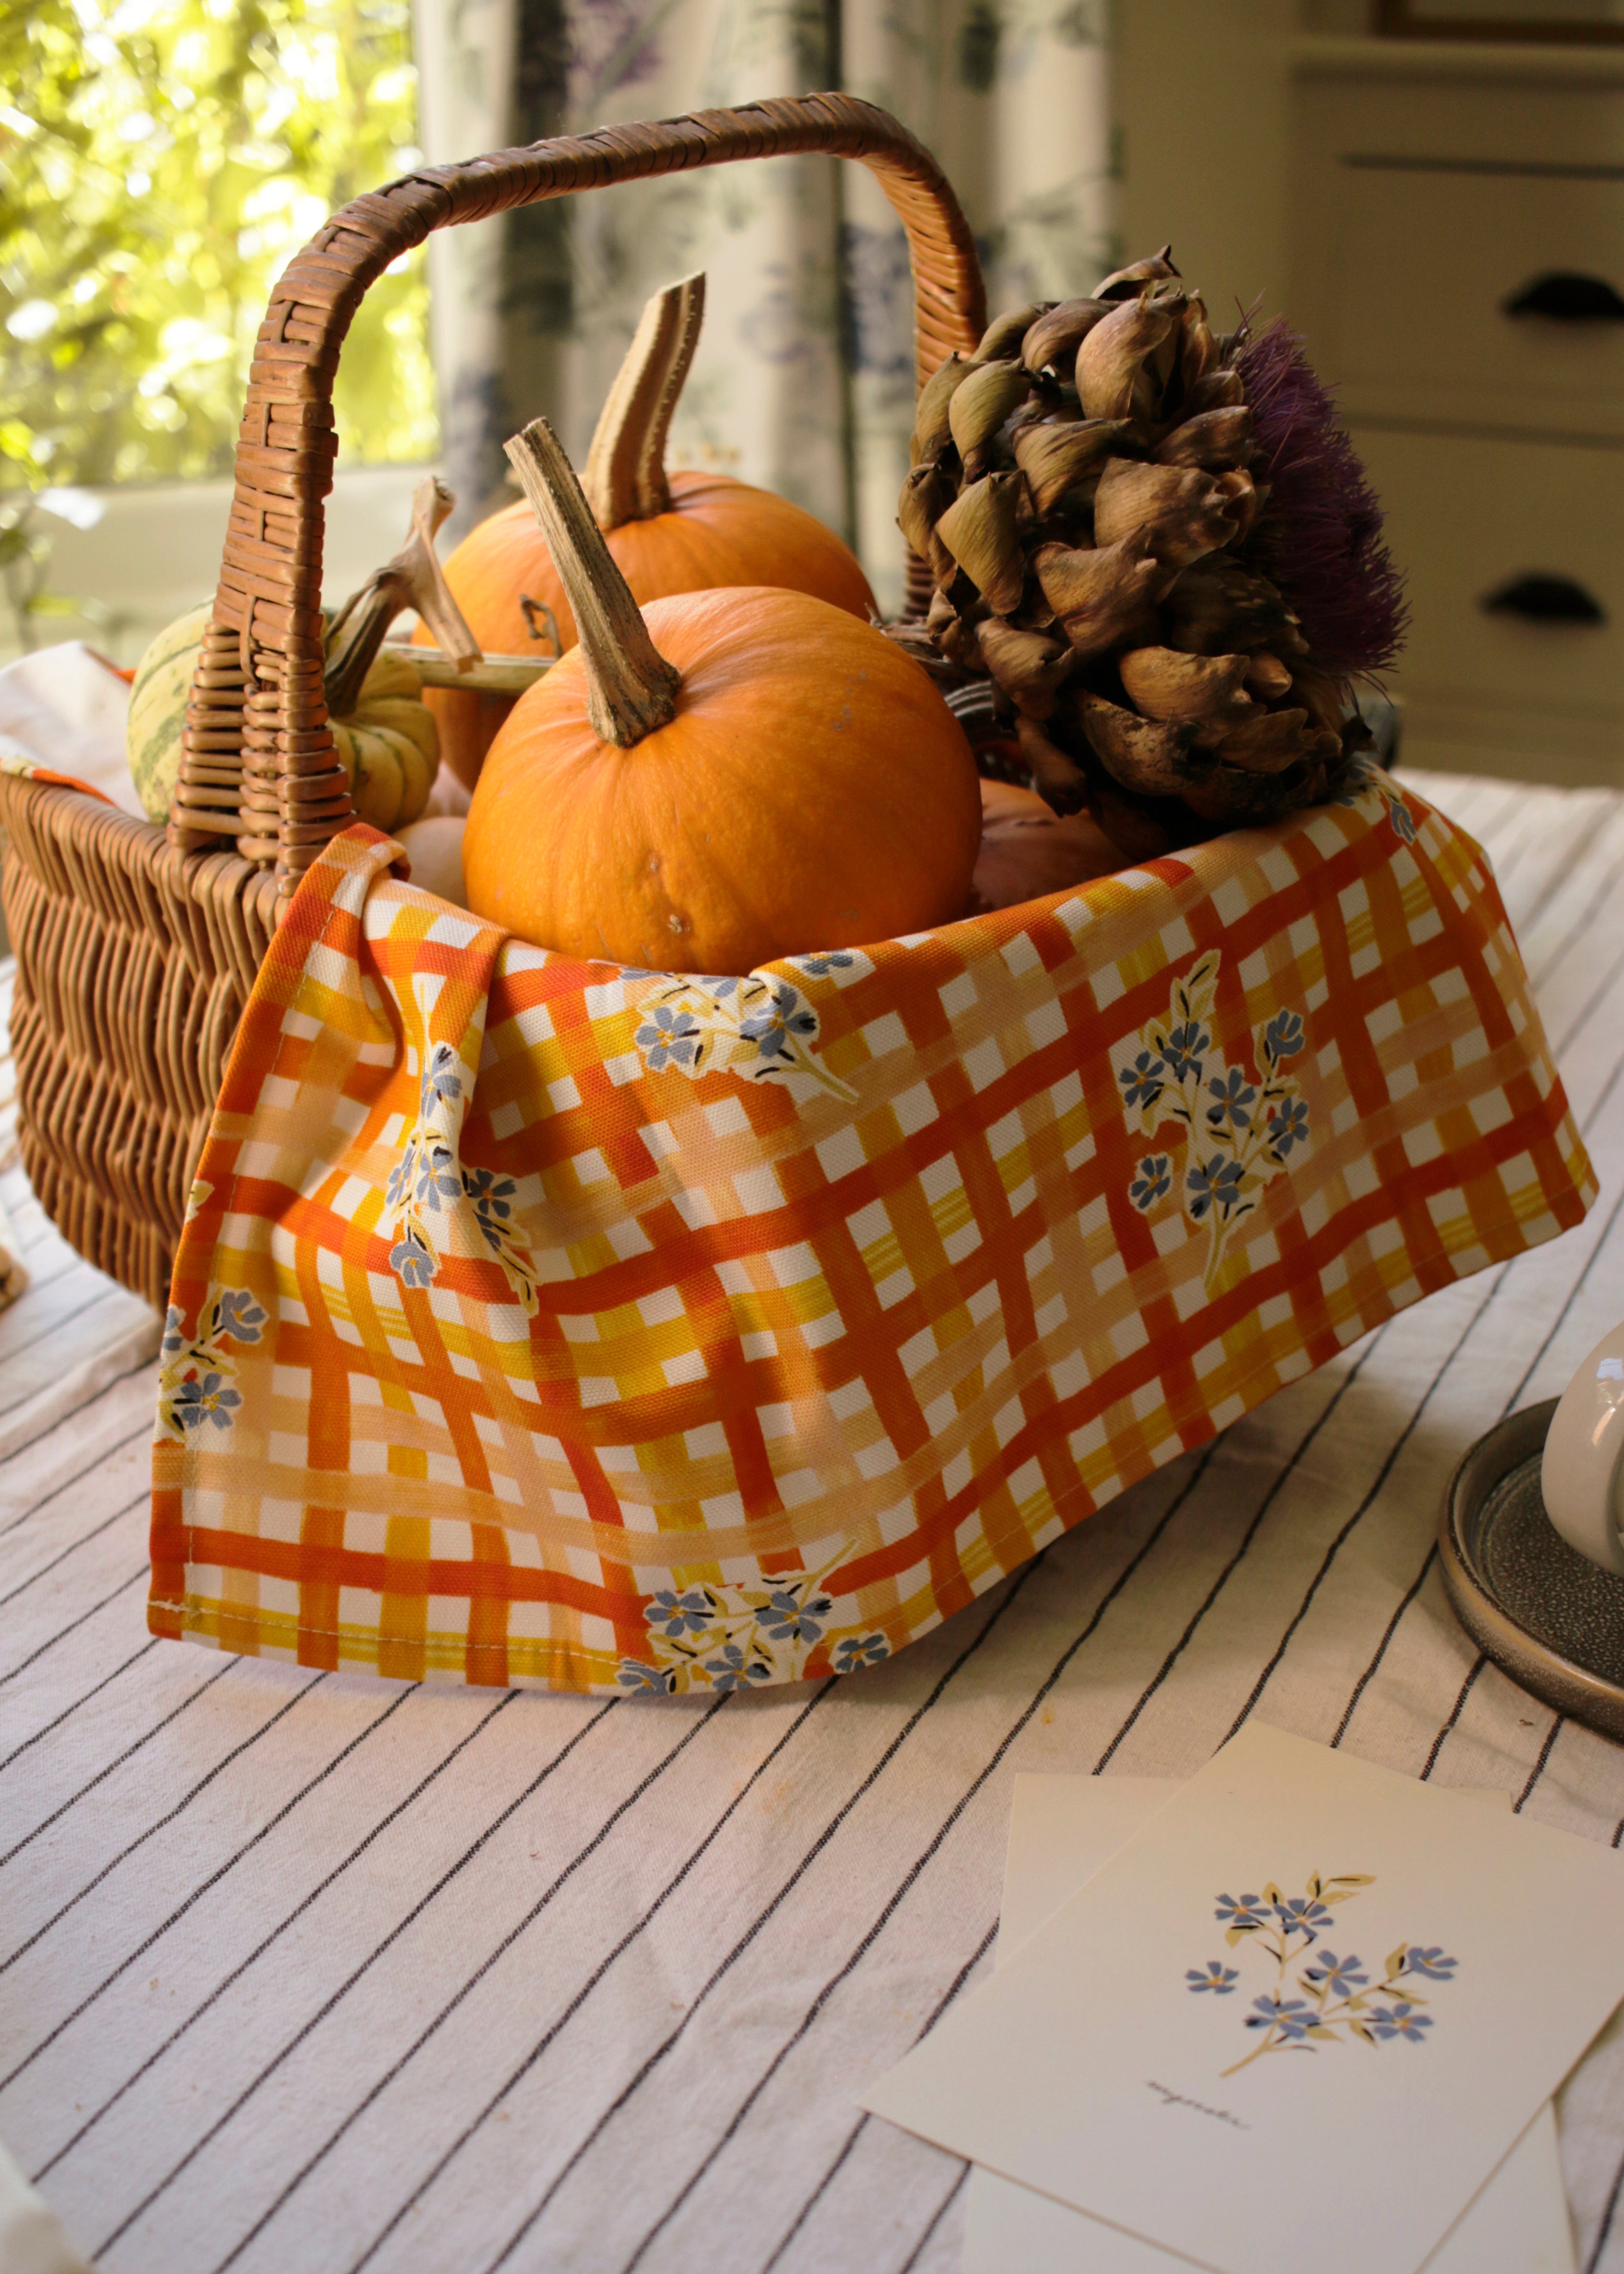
0, 0, 436, 636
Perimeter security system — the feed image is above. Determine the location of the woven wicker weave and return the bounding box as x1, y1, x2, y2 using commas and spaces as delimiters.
0, 97, 985, 1312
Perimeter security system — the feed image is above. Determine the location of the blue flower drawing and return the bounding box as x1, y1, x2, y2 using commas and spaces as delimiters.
213, 1290, 266, 1343
647, 1587, 718, 1639
171, 1371, 241, 1431
157, 1282, 271, 1441
1367, 2002, 1432, 2042
389, 1231, 437, 1289
1247, 1995, 1315, 2041
423, 1042, 463, 1109
413, 1140, 462, 1211
382, 1025, 539, 1314
1162, 1020, 1210, 1082
1130, 1154, 1173, 1211
738, 991, 819, 1065
1120, 1051, 1167, 1112
1301, 1952, 1370, 1997
616, 1659, 677, 1697
1186, 1154, 1245, 1222
1329, 754, 1417, 843
1186, 1963, 1240, 1994
704, 1644, 773, 1693
1206, 1066, 1257, 1131
464, 1166, 516, 1236
613, 1548, 858, 1699
628, 972, 856, 1102
635, 1005, 702, 1072
1268, 1097, 1310, 1156
1187, 1869, 1457, 2078
759, 1588, 832, 1644
1272, 1895, 1334, 1940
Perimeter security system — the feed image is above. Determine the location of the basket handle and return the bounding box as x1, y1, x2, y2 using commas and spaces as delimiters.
171, 93, 987, 886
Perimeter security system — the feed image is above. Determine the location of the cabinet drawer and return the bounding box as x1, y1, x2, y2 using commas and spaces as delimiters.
1355, 427, 1624, 773
1324, 163, 1624, 439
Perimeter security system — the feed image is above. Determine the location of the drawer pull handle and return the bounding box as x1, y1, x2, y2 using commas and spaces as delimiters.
1482, 574, 1606, 626
1504, 272, 1624, 324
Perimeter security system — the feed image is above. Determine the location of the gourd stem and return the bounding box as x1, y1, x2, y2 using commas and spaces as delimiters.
323, 475, 482, 717
581, 273, 706, 530
504, 417, 681, 748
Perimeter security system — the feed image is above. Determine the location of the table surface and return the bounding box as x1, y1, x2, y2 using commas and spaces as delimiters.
3, 771, 1623, 2274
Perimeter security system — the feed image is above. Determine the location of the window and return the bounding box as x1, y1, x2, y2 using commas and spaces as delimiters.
0, 0, 436, 649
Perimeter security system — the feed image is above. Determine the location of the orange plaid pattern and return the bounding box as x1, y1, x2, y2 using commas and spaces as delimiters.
148, 767, 1593, 1693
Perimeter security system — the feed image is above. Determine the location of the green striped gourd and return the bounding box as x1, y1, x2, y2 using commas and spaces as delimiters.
126, 605, 441, 833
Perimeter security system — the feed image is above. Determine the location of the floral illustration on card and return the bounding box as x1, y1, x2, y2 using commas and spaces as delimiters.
630, 970, 858, 1104
1185, 1870, 1458, 2077
157, 1284, 267, 1441
382, 1040, 540, 1313
1113, 950, 1310, 1287
615, 1543, 888, 1696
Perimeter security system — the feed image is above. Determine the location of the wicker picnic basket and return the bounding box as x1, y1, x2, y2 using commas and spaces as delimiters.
0, 96, 983, 1313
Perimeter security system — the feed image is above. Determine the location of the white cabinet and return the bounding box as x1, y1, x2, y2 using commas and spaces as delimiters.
1290, 41, 1624, 782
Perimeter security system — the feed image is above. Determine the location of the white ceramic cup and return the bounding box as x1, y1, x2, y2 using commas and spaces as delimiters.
1541, 1322, 1624, 1577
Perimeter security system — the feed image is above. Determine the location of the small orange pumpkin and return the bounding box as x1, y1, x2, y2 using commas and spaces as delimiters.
421, 274, 876, 789
463, 421, 980, 978
970, 777, 1122, 911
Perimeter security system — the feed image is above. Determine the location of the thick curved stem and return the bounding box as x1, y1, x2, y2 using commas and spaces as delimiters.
504, 417, 680, 748
581, 273, 706, 530
323, 475, 481, 717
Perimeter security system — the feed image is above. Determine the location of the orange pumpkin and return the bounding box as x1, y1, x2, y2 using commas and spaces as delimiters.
463, 425, 980, 978
420, 274, 876, 789
970, 777, 1122, 911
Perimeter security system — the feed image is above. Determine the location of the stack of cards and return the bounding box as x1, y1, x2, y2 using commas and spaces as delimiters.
863, 1726, 1624, 2274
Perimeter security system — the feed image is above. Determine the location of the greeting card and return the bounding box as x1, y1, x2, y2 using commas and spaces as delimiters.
862, 1726, 1623, 2274
959, 1776, 1573, 2274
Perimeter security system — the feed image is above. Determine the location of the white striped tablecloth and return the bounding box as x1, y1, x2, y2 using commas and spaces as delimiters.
3, 770, 1623, 2274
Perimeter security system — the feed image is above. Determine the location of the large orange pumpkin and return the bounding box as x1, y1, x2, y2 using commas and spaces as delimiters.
420, 274, 876, 789
463, 425, 980, 978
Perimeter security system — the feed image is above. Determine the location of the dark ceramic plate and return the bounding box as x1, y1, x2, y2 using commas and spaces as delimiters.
1440, 1399, 1624, 1745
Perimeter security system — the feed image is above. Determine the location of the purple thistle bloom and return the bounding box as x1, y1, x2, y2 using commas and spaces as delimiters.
1237, 317, 1408, 682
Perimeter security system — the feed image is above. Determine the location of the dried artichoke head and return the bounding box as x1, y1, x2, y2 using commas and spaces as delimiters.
898, 247, 1405, 861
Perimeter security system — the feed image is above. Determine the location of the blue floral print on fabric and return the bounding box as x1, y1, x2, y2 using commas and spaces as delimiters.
831, 1633, 890, 1673
157, 1284, 265, 1443
1113, 950, 1313, 1287
635, 1005, 703, 1072
629, 972, 857, 1102
383, 1040, 540, 1312
614, 1550, 887, 1697
1331, 754, 1417, 843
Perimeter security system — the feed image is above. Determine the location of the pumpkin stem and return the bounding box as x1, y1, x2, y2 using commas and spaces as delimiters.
322, 475, 482, 717
504, 417, 681, 748
581, 273, 705, 530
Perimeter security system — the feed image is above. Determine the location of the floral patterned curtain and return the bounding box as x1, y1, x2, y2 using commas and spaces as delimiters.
410, 0, 1115, 613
